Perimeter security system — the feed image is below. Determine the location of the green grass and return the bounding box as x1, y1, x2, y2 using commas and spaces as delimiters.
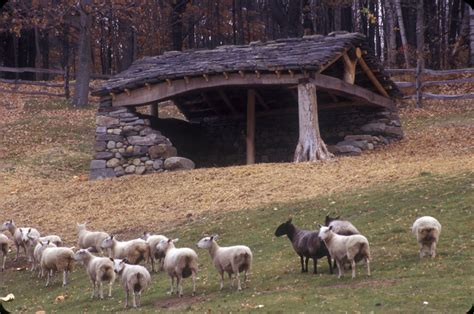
0, 172, 472, 312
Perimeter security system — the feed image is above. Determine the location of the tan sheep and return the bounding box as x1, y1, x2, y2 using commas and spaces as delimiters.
197, 235, 252, 291
141, 232, 168, 272
74, 249, 116, 299
101, 235, 149, 265
113, 259, 151, 308
412, 216, 442, 259
40, 245, 75, 287
0, 233, 9, 271
25, 232, 63, 272
76, 223, 109, 254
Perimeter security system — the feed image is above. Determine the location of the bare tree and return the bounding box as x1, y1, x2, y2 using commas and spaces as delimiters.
393, 0, 411, 68
73, 0, 92, 107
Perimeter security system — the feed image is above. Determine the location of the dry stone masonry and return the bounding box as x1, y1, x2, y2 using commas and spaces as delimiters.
90, 98, 194, 180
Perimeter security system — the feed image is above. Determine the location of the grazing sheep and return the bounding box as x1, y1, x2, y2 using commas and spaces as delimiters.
274, 218, 333, 274
412, 216, 442, 259
40, 245, 75, 287
76, 223, 109, 254
101, 235, 149, 265
156, 238, 198, 297
319, 225, 371, 279
0, 233, 9, 271
74, 248, 116, 299
197, 235, 252, 291
112, 258, 151, 308
324, 215, 360, 236
142, 232, 168, 272
0, 220, 40, 262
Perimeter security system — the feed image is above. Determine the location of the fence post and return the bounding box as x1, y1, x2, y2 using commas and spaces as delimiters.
64, 66, 70, 99
415, 60, 423, 108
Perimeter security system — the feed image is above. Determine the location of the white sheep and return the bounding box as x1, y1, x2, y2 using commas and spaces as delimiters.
142, 232, 168, 272
0, 233, 9, 271
31, 240, 52, 276
112, 258, 151, 308
101, 235, 149, 265
319, 225, 371, 279
325, 215, 360, 235
197, 235, 252, 291
76, 222, 109, 254
411, 216, 441, 259
40, 244, 75, 287
74, 248, 116, 299
156, 238, 198, 297
1, 220, 40, 262
25, 232, 63, 272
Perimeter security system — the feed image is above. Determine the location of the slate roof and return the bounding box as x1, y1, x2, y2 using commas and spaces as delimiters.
93, 32, 399, 97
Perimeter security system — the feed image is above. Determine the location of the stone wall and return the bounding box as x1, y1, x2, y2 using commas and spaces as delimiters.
90, 98, 195, 180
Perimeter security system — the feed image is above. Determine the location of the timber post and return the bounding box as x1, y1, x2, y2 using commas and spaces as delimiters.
294, 78, 333, 162
246, 89, 256, 164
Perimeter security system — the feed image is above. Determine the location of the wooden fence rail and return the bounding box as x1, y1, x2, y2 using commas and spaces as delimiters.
387, 67, 474, 103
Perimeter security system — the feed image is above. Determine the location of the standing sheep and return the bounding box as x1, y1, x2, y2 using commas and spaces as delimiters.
142, 232, 168, 272
274, 218, 333, 274
101, 235, 149, 265
156, 238, 198, 297
74, 249, 116, 299
411, 216, 441, 259
112, 258, 151, 308
318, 225, 371, 279
76, 223, 109, 254
31, 240, 53, 276
324, 215, 360, 236
25, 232, 63, 272
40, 244, 75, 287
0, 233, 8, 271
197, 235, 252, 291
0, 220, 39, 262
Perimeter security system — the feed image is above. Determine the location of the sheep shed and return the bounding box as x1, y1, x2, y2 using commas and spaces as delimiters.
90, 32, 403, 180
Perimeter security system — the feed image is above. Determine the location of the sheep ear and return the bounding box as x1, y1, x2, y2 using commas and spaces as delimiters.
329, 226, 333, 231
172, 238, 179, 243
287, 216, 292, 223
123, 258, 129, 264
28, 228, 31, 233
213, 234, 219, 241
47, 240, 51, 245
109, 258, 114, 262
318, 224, 323, 228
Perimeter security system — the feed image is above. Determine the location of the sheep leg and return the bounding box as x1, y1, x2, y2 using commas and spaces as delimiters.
137, 291, 141, 307
327, 255, 333, 274
124, 288, 129, 308
313, 258, 318, 274
177, 275, 183, 297
336, 260, 343, 279
299, 255, 305, 272
1, 254, 5, 271
99, 281, 104, 299
236, 271, 242, 291
219, 271, 225, 290
151, 258, 155, 273
192, 270, 197, 296
365, 257, 371, 276
351, 260, 356, 279
46, 269, 52, 287
132, 292, 137, 308
14, 243, 19, 261
168, 276, 174, 295
430, 242, 437, 258
228, 272, 233, 288
419, 243, 424, 259
63, 270, 68, 286
91, 280, 96, 298
304, 257, 309, 273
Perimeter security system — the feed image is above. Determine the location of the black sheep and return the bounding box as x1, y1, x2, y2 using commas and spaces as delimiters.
275, 218, 333, 274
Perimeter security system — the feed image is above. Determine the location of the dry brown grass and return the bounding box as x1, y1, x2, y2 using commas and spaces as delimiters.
0, 96, 473, 244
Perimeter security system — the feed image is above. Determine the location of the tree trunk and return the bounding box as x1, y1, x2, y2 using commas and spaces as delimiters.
384, 0, 397, 67
470, 6, 474, 66
415, 0, 424, 108
294, 79, 333, 162
73, 0, 92, 107
393, 0, 411, 68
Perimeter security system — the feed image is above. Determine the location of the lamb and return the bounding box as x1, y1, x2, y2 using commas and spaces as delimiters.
197, 235, 252, 291
0, 233, 9, 271
101, 235, 149, 265
112, 258, 151, 308
156, 238, 198, 297
274, 218, 333, 274
0, 220, 40, 262
76, 222, 109, 254
74, 248, 116, 299
411, 216, 441, 259
324, 215, 360, 236
318, 225, 371, 279
141, 232, 168, 272
40, 244, 75, 286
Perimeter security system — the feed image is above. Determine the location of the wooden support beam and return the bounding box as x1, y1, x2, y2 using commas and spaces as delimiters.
342, 52, 357, 84
294, 79, 332, 162
203, 74, 209, 82
356, 47, 390, 97
255, 91, 270, 110
217, 89, 238, 114
238, 70, 245, 78
275, 70, 281, 78
247, 89, 256, 165
165, 79, 172, 86
124, 89, 131, 96
222, 72, 229, 80
255, 70, 261, 78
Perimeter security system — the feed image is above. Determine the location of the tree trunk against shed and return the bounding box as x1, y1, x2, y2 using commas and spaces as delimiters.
73, 0, 92, 107
294, 79, 333, 162
415, 0, 424, 108
393, 0, 410, 68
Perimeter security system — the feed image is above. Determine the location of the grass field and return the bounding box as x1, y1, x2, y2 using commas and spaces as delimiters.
0, 95, 473, 312
0, 171, 473, 312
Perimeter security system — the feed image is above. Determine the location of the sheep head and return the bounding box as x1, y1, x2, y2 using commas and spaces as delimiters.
274, 218, 293, 237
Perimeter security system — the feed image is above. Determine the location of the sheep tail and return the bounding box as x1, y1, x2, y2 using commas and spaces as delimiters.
67, 255, 75, 272
182, 255, 192, 278
133, 273, 142, 293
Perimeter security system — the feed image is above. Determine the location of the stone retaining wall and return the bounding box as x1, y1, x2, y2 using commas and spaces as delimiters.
90, 98, 195, 180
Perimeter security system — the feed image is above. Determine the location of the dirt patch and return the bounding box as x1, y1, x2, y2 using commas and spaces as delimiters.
154, 295, 208, 310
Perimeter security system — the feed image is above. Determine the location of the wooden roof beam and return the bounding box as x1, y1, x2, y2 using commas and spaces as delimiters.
217, 89, 238, 114
356, 47, 389, 97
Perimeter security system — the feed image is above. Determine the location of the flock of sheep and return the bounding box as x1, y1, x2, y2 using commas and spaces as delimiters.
0, 214, 441, 308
